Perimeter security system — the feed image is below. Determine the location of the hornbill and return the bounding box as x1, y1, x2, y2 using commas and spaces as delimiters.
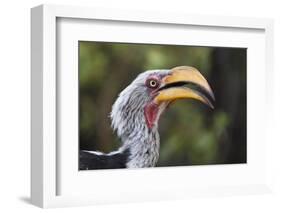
80, 66, 215, 170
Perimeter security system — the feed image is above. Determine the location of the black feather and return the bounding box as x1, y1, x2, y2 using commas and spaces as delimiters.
79, 149, 130, 170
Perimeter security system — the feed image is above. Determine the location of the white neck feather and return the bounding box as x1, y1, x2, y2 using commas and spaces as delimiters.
119, 126, 160, 168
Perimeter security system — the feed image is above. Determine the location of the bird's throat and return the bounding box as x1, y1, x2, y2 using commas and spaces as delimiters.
144, 103, 159, 129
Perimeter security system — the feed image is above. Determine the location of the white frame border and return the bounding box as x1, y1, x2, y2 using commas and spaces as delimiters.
31, 4, 274, 208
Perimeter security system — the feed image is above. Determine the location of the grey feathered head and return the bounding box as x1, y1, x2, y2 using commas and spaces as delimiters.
110, 66, 215, 143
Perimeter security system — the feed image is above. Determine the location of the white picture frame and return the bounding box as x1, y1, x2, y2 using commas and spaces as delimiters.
31, 4, 274, 208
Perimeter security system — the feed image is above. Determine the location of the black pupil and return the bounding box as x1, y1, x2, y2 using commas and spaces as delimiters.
150, 81, 156, 87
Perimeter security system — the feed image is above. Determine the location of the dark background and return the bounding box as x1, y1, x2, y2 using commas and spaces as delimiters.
79, 41, 246, 167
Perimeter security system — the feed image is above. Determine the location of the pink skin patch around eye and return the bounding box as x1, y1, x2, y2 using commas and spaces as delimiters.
144, 102, 159, 129
144, 74, 166, 129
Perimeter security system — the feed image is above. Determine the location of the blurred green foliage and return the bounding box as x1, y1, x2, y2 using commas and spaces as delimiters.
79, 41, 246, 166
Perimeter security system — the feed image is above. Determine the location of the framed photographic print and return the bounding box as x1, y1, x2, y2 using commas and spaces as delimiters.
31, 4, 274, 208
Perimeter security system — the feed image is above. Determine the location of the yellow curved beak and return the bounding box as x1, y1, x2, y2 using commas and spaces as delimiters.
155, 66, 215, 108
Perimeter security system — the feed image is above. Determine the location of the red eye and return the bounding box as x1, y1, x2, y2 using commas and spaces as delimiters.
146, 78, 159, 89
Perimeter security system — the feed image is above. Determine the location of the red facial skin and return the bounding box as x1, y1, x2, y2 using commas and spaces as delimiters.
144, 75, 161, 129
144, 102, 159, 129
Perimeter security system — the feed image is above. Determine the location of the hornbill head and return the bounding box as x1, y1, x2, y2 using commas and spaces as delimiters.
110, 66, 215, 168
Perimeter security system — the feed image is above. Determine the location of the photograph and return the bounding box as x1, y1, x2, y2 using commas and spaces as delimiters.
78, 41, 247, 170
